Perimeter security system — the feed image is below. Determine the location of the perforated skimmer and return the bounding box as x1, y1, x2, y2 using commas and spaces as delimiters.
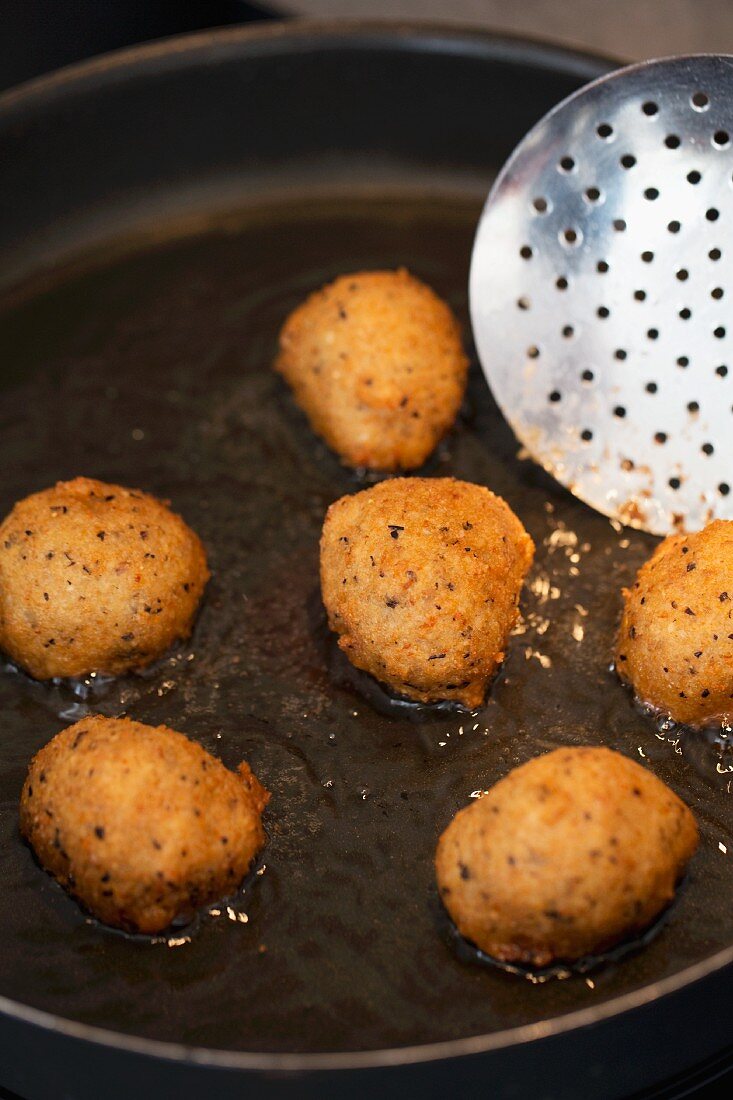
470, 55, 733, 535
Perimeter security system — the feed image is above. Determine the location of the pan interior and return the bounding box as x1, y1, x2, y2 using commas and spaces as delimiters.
0, 189, 731, 1055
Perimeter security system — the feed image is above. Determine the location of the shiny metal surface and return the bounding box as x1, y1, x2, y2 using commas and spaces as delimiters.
470, 54, 733, 535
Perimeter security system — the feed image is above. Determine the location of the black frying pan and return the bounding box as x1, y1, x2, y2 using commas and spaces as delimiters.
0, 22, 731, 1100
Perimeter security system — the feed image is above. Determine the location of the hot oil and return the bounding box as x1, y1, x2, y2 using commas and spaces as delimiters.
0, 194, 731, 1054
439, 892, 678, 985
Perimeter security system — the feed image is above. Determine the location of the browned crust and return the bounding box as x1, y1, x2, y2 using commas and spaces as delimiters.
0, 477, 209, 679
320, 477, 534, 706
615, 520, 733, 726
435, 747, 698, 966
20, 716, 268, 933
275, 268, 469, 471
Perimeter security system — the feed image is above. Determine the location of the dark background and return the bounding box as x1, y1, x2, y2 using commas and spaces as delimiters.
0, 0, 276, 93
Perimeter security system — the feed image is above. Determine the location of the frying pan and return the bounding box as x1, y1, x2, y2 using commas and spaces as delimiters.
0, 21, 731, 1100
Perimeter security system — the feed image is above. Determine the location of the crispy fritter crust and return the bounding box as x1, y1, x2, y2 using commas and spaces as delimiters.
320, 477, 534, 707
616, 520, 733, 726
20, 716, 269, 933
275, 269, 469, 471
435, 747, 697, 967
0, 477, 209, 679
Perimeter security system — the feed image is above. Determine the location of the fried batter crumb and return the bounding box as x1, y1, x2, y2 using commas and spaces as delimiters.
320, 477, 534, 707
436, 747, 697, 966
20, 716, 268, 933
0, 477, 209, 679
616, 519, 733, 725
275, 269, 468, 470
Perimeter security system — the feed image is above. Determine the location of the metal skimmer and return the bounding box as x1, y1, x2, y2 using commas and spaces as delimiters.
469, 55, 733, 535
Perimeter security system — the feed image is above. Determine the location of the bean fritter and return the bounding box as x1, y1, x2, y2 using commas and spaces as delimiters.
436, 747, 697, 967
275, 269, 468, 470
20, 716, 269, 933
0, 477, 209, 679
616, 520, 733, 726
320, 477, 534, 707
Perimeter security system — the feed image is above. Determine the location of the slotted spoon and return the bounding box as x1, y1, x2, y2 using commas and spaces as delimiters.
470, 54, 733, 535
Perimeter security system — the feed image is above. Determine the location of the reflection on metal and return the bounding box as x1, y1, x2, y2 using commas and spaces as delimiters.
471, 55, 733, 535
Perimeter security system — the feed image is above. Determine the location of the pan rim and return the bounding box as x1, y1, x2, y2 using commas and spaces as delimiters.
3, 14, 726, 1077
0, 17, 620, 117
2, 942, 733, 1070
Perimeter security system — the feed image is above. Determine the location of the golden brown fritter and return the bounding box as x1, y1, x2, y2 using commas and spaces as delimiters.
0, 477, 209, 680
20, 716, 269, 933
275, 269, 469, 471
320, 477, 534, 707
616, 520, 733, 726
436, 747, 697, 967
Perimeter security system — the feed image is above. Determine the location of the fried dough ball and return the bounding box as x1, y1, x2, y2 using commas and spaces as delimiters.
275, 269, 469, 470
0, 477, 209, 680
436, 747, 697, 967
320, 477, 534, 707
20, 716, 269, 933
616, 520, 733, 726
